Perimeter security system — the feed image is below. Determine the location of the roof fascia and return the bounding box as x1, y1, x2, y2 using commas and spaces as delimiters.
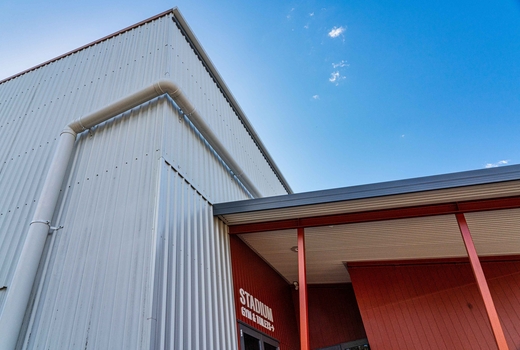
227, 194, 520, 234
214, 164, 520, 215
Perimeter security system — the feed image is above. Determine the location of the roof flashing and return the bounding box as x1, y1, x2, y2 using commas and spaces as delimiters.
214, 164, 520, 215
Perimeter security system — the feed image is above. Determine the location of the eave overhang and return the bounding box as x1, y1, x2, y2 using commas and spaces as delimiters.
215, 165, 520, 284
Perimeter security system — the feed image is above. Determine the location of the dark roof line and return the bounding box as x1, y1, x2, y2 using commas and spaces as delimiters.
213, 164, 520, 215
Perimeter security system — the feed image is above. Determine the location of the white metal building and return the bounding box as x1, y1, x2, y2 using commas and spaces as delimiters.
3, 8, 520, 350
0, 9, 290, 349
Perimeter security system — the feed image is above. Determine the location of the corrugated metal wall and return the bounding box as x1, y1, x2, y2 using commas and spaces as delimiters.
17, 101, 164, 349
17, 95, 243, 349
0, 10, 284, 349
0, 14, 174, 316
159, 96, 252, 203
167, 14, 286, 198
349, 260, 520, 349
151, 161, 237, 349
304, 285, 366, 349
230, 235, 300, 350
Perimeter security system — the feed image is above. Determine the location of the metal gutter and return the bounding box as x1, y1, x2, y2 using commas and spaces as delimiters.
0, 79, 260, 350
213, 164, 520, 215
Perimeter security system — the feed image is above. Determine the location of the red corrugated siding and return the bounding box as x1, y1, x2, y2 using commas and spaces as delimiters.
230, 235, 300, 350
305, 284, 367, 349
349, 260, 520, 350
483, 261, 520, 346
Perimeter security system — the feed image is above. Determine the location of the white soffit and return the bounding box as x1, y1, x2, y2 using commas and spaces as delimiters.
239, 209, 520, 284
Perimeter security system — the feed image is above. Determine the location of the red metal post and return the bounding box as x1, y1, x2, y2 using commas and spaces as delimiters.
297, 227, 310, 350
456, 213, 509, 350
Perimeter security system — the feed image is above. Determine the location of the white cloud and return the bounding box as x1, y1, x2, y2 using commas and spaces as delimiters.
328, 26, 346, 38
312, 95, 320, 100
329, 71, 345, 85
332, 60, 349, 68
309, 12, 314, 17
287, 7, 295, 19
485, 160, 510, 168
329, 71, 340, 82
304, 24, 309, 29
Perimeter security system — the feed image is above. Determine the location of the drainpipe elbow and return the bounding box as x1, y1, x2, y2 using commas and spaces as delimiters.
61, 125, 78, 138
155, 79, 181, 98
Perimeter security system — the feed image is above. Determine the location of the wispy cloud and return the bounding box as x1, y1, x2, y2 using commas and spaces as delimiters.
304, 24, 309, 29
329, 71, 340, 82
309, 12, 314, 17
485, 160, 510, 168
329, 71, 345, 85
328, 26, 346, 38
287, 7, 295, 19
312, 95, 320, 100
332, 60, 349, 68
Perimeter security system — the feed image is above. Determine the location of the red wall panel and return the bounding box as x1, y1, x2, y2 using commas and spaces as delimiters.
295, 284, 367, 349
230, 235, 300, 350
349, 259, 520, 350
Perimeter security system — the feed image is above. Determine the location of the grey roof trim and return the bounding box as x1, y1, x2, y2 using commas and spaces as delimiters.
171, 9, 292, 194
213, 164, 520, 215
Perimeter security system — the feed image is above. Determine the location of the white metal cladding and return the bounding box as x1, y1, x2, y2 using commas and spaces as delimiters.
1, 9, 285, 318
151, 161, 237, 349
16, 98, 244, 348
0, 11, 288, 199
0, 15, 174, 308
16, 104, 163, 349
159, 96, 252, 202
167, 15, 287, 198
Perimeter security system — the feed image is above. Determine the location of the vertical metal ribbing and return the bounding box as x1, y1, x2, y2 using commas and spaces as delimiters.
0, 129, 76, 350
151, 162, 238, 349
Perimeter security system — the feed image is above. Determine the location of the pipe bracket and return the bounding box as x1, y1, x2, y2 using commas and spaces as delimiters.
30, 220, 50, 226
30, 220, 63, 234
49, 225, 64, 234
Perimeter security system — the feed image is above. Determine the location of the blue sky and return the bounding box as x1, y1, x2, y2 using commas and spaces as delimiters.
1, 1, 520, 193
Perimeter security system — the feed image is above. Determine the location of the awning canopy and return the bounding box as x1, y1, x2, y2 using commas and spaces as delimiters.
214, 165, 520, 284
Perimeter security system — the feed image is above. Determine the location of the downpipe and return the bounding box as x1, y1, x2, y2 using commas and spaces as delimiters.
0, 79, 261, 349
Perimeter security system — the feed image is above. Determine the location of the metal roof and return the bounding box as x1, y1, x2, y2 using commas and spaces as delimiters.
215, 165, 520, 284
214, 164, 520, 219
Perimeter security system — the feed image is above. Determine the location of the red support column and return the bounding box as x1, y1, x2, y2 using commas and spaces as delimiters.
456, 213, 509, 350
297, 227, 310, 350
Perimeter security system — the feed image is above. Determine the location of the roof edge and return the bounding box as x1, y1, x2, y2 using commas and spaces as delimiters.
0, 9, 175, 85
1, 8, 292, 195
171, 8, 292, 194
214, 164, 520, 215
